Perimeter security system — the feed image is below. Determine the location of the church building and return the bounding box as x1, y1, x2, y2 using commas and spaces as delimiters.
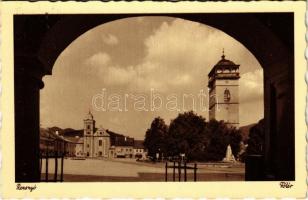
83, 111, 111, 157
66, 111, 146, 159
208, 52, 240, 128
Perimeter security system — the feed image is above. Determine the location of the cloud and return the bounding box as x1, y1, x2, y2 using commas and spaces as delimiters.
240, 69, 264, 103
85, 52, 111, 68
104, 65, 137, 86
102, 34, 119, 45
97, 20, 213, 92
84, 18, 263, 97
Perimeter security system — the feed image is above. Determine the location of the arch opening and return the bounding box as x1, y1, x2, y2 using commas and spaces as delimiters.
40, 16, 264, 181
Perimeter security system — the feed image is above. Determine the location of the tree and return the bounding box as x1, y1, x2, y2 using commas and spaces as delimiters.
204, 119, 229, 161
246, 119, 265, 155
167, 111, 208, 161
229, 128, 242, 159
143, 117, 168, 161
204, 120, 243, 161
144, 113, 244, 162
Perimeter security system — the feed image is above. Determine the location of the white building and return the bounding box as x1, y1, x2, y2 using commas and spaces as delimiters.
64, 111, 146, 158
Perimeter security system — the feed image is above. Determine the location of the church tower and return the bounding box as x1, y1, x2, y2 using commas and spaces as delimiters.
83, 111, 95, 157
208, 51, 240, 128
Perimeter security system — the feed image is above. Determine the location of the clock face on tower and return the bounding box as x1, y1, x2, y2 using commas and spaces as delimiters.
224, 88, 231, 102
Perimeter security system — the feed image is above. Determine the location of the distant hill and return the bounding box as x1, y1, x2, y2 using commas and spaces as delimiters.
41, 126, 83, 137
62, 129, 83, 137
48, 126, 64, 134
239, 123, 256, 143
39, 127, 66, 140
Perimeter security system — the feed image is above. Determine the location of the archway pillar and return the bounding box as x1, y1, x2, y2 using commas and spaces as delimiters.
15, 55, 45, 182
263, 60, 294, 180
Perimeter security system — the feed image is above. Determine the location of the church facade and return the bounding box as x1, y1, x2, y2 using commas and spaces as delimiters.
72, 111, 146, 158
83, 112, 111, 157
208, 52, 240, 128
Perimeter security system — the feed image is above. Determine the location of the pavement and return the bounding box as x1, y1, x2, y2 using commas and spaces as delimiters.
40, 158, 245, 181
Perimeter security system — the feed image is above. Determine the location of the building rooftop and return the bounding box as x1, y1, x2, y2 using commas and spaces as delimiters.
106, 129, 135, 146
215, 55, 236, 66
208, 53, 240, 78
133, 140, 145, 149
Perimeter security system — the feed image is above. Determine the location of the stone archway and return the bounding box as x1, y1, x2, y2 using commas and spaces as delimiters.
14, 13, 294, 182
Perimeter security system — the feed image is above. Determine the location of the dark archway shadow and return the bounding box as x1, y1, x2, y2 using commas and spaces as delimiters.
14, 13, 294, 182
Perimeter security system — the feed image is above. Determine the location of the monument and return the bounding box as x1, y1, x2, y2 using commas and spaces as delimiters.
223, 144, 236, 162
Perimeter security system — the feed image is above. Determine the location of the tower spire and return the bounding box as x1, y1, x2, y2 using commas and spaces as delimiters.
85, 108, 94, 120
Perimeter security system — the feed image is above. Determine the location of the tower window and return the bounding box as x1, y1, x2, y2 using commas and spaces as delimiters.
224, 89, 231, 102
99, 140, 102, 146
87, 125, 90, 129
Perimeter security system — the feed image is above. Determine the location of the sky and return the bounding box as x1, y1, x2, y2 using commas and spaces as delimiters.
40, 16, 264, 139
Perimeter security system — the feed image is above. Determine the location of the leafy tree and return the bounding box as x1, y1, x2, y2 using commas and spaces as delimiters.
246, 119, 265, 155
143, 117, 168, 161
204, 120, 243, 161
204, 120, 229, 161
166, 111, 208, 160
229, 128, 243, 159
144, 113, 244, 162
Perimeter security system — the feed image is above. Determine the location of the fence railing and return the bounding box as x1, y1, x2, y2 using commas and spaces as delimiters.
40, 151, 65, 182
39, 138, 67, 182
165, 161, 197, 182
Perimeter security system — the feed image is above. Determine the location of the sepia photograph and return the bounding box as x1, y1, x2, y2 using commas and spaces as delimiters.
15, 13, 293, 182
1, 1, 306, 198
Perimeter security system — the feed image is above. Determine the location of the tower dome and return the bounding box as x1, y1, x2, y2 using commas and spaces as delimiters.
215, 53, 236, 66
208, 50, 240, 80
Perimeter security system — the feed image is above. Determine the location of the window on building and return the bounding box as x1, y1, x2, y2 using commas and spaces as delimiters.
99, 151, 102, 156
87, 125, 90, 129
99, 140, 102, 146
87, 144, 89, 148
